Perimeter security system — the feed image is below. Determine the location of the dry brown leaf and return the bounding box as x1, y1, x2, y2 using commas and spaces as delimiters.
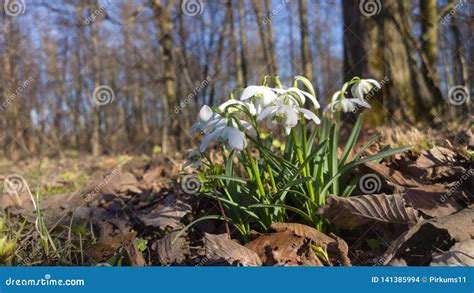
204, 233, 262, 266
365, 162, 423, 187
86, 223, 137, 260
245, 230, 323, 266
138, 194, 191, 230
403, 187, 466, 218
430, 240, 474, 266
317, 194, 420, 230
152, 231, 189, 265
414, 147, 465, 181
381, 207, 474, 265
124, 240, 147, 266
270, 222, 334, 247
269, 223, 351, 266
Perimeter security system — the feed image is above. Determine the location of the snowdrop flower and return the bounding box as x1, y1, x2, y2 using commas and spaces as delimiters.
219, 99, 257, 116
184, 150, 202, 168
200, 126, 247, 152
240, 86, 277, 114
257, 100, 321, 135
190, 105, 226, 135
324, 90, 371, 113
272, 87, 320, 109
351, 79, 381, 100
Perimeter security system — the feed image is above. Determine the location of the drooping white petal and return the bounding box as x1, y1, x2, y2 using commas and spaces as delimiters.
277, 106, 298, 129
285, 87, 306, 106
350, 98, 371, 109
299, 89, 320, 109
366, 79, 381, 89
261, 88, 278, 106
223, 127, 247, 151
198, 105, 214, 121
240, 86, 262, 101
257, 106, 278, 121
199, 127, 224, 152
241, 86, 276, 103
297, 107, 321, 124
351, 83, 363, 100
244, 101, 257, 115
340, 99, 353, 112
331, 90, 343, 102
219, 99, 251, 113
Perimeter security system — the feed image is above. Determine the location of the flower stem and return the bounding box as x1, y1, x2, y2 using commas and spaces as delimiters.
245, 146, 265, 198
291, 129, 315, 203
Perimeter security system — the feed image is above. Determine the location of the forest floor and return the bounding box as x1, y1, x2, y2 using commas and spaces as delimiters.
0, 124, 473, 266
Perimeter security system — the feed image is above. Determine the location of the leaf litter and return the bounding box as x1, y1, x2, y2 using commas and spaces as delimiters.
0, 141, 472, 266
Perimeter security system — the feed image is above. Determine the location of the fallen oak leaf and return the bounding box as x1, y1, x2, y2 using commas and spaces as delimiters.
402, 187, 466, 218
269, 222, 351, 266
245, 229, 323, 266
365, 162, 424, 187
317, 194, 420, 230
204, 233, 262, 266
152, 231, 189, 265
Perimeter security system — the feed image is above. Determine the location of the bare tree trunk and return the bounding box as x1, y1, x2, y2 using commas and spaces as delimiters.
151, 0, 177, 155
90, 0, 102, 156
264, 0, 278, 76
228, 0, 244, 86
251, 0, 272, 76
298, 0, 313, 81
450, 11, 468, 87
2, 17, 23, 159
420, 0, 438, 79
238, 0, 249, 85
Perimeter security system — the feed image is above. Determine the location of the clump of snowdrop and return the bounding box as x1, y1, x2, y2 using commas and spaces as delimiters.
187, 77, 321, 160
181, 75, 408, 241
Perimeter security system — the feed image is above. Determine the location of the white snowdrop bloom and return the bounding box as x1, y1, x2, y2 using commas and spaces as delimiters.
324, 90, 371, 113
272, 87, 320, 109
184, 150, 202, 168
257, 100, 321, 135
351, 79, 381, 100
190, 105, 226, 135
199, 125, 248, 152
240, 86, 277, 114
218, 99, 257, 116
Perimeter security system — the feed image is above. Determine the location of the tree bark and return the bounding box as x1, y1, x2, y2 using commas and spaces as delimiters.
228, 0, 244, 86
298, 0, 313, 81
151, 0, 177, 154
238, 0, 249, 85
